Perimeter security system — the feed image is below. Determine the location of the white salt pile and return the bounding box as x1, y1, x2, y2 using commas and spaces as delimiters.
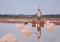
0, 33, 19, 42
21, 26, 32, 38
45, 21, 55, 32
16, 24, 23, 31
46, 23, 55, 32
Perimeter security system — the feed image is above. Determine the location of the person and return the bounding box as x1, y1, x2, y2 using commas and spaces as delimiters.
37, 7, 42, 39
33, 7, 42, 40
36, 7, 42, 20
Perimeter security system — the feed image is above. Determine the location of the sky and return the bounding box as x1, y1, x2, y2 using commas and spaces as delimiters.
0, 0, 60, 15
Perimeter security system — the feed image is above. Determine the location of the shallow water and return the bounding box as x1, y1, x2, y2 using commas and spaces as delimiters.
0, 23, 60, 42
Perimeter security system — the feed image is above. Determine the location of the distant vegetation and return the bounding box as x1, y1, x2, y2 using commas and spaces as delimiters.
41, 14, 60, 18
0, 14, 60, 18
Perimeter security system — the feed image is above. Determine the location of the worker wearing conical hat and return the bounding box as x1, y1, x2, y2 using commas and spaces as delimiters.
37, 7, 42, 17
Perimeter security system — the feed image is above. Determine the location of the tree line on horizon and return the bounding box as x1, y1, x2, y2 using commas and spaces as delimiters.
0, 14, 60, 18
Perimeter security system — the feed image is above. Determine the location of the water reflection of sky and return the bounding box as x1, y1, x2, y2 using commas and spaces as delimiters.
0, 23, 60, 42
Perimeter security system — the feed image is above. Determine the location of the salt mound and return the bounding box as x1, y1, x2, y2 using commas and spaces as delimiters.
16, 24, 23, 31
21, 26, 32, 38
0, 33, 18, 42
46, 23, 55, 32
45, 21, 50, 25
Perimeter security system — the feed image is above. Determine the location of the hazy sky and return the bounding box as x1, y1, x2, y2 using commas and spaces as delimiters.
0, 0, 60, 15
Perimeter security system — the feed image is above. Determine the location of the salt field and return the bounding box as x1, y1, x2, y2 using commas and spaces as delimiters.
0, 23, 60, 42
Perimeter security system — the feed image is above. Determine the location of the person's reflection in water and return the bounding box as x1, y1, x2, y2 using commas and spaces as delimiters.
33, 26, 41, 40
37, 26, 41, 40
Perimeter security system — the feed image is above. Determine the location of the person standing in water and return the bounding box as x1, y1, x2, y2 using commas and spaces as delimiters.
36, 7, 42, 39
